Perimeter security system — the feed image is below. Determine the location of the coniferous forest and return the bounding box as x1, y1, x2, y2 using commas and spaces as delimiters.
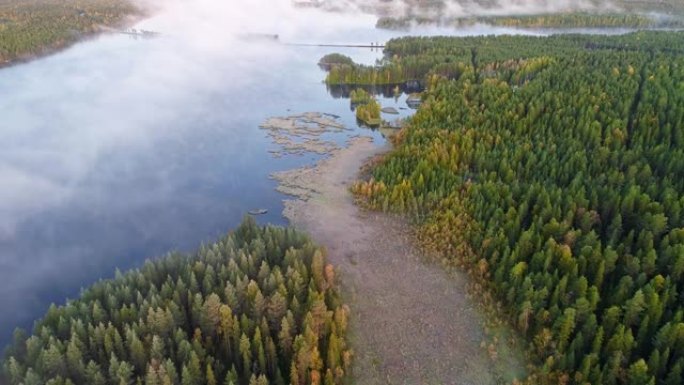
5, 0, 684, 384
0, 0, 138, 65
350, 31, 684, 384
1, 218, 351, 385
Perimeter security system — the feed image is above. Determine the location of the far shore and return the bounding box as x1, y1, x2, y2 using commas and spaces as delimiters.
0, 15, 144, 71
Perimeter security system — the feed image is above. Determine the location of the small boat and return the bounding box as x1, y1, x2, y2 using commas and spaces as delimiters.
248, 209, 268, 215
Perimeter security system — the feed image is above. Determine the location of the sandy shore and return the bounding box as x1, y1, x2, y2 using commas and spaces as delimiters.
271, 130, 525, 384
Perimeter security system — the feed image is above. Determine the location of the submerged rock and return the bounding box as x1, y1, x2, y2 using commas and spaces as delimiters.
381, 106, 399, 114
406, 93, 422, 109
248, 209, 268, 215
358, 117, 382, 127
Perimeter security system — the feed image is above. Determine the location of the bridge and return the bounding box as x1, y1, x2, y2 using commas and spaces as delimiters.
284, 43, 385, 48
118, 28, 161, 38
109, 27, 384, 49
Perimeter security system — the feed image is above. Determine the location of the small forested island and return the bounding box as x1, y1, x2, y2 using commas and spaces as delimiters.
345, 31, 684, 384
317, 53, 354, 71
1, 218, 350, 385
0, 0, 139, 66
354, 99, 381, 127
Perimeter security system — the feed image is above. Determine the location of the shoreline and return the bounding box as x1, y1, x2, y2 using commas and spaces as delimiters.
0, 14, 144, 71
272, 132, 526, 384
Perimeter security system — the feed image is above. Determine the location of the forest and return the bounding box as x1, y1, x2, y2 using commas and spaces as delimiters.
350, 31, 684, 384
0, 0, 138, 65
1, 218, 351, 385
324, 32, 684, 88
376, 13, 684, 31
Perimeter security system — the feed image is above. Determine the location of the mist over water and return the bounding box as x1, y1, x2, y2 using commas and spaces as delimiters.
338, 0, 620, 18
0, 0, 411, 345
0, 0, 652, 346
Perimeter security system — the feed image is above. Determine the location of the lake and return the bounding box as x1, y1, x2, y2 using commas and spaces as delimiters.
0, 4, 650, 346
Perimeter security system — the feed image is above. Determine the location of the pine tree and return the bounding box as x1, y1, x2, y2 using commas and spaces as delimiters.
145, 363, 161, 385
240, 333, 252, 376
150, 336, 166, 362
279, 317, 293, 359
627, 359, 653, 385
84, 361, 106, 385
42, 342, 67, 379
114, 360, 134, 385
206, 363, 217, 385
201, 293, 222, 337
289, 362, 299, 385
186, 351, 203, 385
129, 332, 147, 373
4, 357, 25, 384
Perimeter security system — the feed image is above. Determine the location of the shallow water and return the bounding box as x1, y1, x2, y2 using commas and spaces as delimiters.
0, 6, 651, 345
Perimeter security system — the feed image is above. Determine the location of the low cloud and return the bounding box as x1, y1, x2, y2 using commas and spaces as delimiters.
333, 0, 620, 18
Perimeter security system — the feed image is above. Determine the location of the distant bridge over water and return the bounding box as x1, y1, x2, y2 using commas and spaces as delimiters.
109, 28, 384, 48
117, 28, 161, 38
242, 34, 385, 48
284, 42, 385, 49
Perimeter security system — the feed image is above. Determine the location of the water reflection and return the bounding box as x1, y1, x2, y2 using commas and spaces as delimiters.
326, 83, 423, 99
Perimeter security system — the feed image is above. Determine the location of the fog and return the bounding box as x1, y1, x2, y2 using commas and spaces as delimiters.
0, 0, 385, 343
338, 0, 620, 18
0, 0, 628, 237
0, 0, 375, 239
0, 0, 550, 243
4, 0, 514, 344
